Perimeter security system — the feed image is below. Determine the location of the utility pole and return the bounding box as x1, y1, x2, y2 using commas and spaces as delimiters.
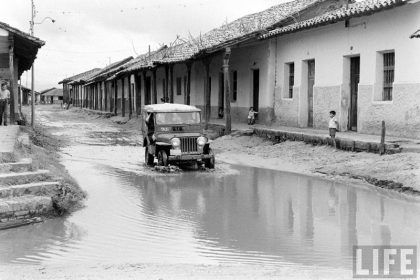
29, 0, 54, 127
30, 0, 35, 127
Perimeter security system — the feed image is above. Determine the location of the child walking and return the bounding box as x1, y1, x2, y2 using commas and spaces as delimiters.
329, 110, 338, 149
248, 107, 258, 125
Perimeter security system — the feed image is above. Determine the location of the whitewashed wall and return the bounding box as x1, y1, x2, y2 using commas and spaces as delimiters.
273, 3, 420, 137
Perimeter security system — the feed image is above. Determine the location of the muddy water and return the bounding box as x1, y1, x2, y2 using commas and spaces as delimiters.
0, 116, 420, 271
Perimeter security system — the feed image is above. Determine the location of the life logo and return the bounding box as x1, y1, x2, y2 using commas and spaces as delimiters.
353, 246, 417, 278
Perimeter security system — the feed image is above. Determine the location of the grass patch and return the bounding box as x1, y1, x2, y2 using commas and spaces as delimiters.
13, 126, 86, 214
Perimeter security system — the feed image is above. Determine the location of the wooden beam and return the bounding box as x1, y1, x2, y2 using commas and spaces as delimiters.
223, 48, 232, 135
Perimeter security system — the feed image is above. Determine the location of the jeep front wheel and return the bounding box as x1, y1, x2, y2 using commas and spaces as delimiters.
205, 148, 215, 169
145, 146, 154, 166
158, 150, 168, 167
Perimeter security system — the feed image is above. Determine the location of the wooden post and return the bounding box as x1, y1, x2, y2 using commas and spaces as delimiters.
8, 37, 15, 124
223, 48, 232, 135
109, 82, 113, 113
185, 62, 192, 105
143, 71, 148, 105
165, 65, 169, 102
121, 77, 125, 117
99, 83, 102, 111
169, 65, 174, 103
114, 80, 118, 115
96, 83, 99, 110
379, 120, 386, 155
203, 58, 212, 130
152, 69, 157, 104
103, 81, 108, 112
135, 73, 142, 116
128, 75, 133, 118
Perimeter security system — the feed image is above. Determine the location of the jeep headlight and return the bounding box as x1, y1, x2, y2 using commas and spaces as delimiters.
171, 137, 181, 148
197, 136, 207, 146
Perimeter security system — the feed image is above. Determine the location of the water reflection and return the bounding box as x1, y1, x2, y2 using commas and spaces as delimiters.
1, 154, 419, 270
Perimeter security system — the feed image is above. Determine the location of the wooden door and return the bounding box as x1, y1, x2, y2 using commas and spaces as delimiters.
349, 57, 360, 131
307, 60, 315, 127
253, 69, 260, 118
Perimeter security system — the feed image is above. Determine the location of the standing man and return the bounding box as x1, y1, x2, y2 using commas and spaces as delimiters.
0, 82, 10, 126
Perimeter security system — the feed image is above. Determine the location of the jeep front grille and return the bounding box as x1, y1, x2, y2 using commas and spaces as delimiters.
180, 137, 198, 153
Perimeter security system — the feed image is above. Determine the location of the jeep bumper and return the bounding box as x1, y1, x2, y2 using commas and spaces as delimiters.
168, 154, 213, 162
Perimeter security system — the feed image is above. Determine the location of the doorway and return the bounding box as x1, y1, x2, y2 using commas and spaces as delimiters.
252, 69, 260, 119
307, 60, 315, 127
349, 57, 360, 131
145, 76, 151, 105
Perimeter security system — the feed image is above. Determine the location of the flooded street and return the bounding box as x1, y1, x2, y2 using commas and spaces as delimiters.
1, 107, 420, 278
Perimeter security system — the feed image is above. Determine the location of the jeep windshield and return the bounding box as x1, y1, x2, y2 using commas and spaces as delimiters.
155, 112, 201, 125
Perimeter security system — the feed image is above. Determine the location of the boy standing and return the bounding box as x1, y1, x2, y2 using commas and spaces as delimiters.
0, 82, 10, 126
329, 110, 338, 149
248, 107, 258, 125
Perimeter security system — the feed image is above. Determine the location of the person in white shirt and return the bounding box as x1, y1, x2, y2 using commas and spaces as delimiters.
329, 110, 338, 149
248, 107, 258, 125
0, 82, 10, 126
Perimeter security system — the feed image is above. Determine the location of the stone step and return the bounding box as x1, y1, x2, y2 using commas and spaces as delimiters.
0, 170, 50, 186
0, 158, 33, 174
0, 195, 53, 220
0, 217, 43, 230
0, 181, 60, 198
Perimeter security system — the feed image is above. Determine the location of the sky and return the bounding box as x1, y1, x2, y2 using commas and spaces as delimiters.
0, 0, 286, 91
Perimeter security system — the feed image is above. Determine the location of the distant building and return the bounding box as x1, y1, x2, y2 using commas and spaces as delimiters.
0, 21, 44, 123
41, 88, 63, 104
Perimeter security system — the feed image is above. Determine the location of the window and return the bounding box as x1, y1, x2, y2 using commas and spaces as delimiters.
383, 52, 394, 101
288, 63, 294, 98
176, 77, 182, 96
232, 71, 238, 102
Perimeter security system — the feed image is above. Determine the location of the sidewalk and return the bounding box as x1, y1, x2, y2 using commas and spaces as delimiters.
0, 125, 20, 156
209, 119, 420, 153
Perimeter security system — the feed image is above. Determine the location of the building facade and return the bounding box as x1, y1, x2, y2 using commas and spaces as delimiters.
60, 0, 420, 139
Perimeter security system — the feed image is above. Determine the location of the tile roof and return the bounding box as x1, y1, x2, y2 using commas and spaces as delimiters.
119, 46, 168, 74
121, 0, 322, 68
85, 56, 133, 83
42, 88, 63, 97
410, 29, 420, 38
260, 0, 408, 39
0, 21, 45, 46
59, 68, 101, 84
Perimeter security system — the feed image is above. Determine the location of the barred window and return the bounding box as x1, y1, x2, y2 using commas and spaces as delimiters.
288, 63, 294, 98
383, 52, 394, 101
232, 71, 238, 102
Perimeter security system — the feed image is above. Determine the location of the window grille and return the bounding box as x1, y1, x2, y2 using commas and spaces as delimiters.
383, 52, 394, 101
288, 63, 295, 98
